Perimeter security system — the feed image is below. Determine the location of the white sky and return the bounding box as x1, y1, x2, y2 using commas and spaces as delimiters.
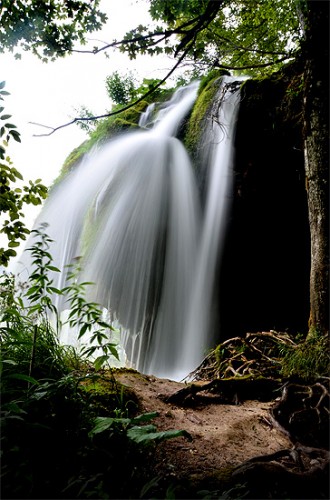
1, 0, 175, 234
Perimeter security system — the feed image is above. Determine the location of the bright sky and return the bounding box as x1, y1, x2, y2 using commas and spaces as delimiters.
1, 0, 174, 234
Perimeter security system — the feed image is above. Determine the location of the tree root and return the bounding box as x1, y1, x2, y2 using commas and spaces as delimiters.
164, 332, 330, 498
165, 376, 282, 406
231, 443, 330, 499
186, 330, 295, 381
271, 380, 330, 448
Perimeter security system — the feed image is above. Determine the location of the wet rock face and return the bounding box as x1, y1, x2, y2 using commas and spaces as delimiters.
217, 71, 311, 339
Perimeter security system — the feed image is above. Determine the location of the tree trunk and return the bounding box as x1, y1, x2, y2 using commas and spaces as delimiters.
303, 1, 329, 334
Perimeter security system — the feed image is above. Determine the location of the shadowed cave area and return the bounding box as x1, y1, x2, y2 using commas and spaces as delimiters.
216, 73, 310, 341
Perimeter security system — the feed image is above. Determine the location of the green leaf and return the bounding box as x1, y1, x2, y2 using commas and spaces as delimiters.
77, 323, 89, 338
90, 417, 121, 436
9, 130, 21, 142
107, 344, 120, 360
93, 355, 108, 370
7, 373, 40, 385
46, 286, 62, 294
131, 412, 159, 424
97, 320, 115, 330
127, 426, 192, 445
25, 285, 41, 296
1, 359, 18, 367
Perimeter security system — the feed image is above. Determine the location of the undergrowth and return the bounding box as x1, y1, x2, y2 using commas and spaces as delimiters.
280, 328, 330, 381
0, 223, 188, 499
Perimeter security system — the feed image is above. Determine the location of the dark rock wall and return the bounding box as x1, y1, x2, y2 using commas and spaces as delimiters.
217, 70, 311, 339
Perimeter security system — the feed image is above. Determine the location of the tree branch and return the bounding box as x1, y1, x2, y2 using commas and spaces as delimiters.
65, 30, 173, 55
216, 55, 294, 71
211, 31, 290, 57
64, 5, 225, 57
174, 0, 223, 56
31, 49, 190, 137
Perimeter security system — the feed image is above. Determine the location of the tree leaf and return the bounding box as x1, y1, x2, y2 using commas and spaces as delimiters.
127, 426, 191, 445
7, 373, 40, 385
93, 355, 108, 370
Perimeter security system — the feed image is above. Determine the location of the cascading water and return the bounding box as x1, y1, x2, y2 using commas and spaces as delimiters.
15, 76, 243, 381
177, 77, 245, 378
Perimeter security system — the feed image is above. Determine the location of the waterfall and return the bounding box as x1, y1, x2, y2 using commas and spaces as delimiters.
15, 76, 243, 381
178, 77, 245, 378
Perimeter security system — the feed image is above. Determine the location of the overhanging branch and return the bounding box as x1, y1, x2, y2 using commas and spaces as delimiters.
216, 55, 294, 71
31, 49, 190, 137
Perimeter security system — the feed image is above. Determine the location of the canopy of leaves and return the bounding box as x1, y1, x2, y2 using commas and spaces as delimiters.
0, 0, 107, 60
119, 0, 303, 76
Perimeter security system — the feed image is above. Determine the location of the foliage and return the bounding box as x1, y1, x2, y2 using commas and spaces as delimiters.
73, 105, 98, 133
0, 0, 307, 135
0, 226, 188, 499
63, 259, 118, 371
280, 329, 330, 381
105, 71, 138, 105
184, 70, 226, 154
191, 330, 329, 384
90, 411, 191, 445
25, 224, 62, 321
60, 78, 173, 176
116, 0, 303, 77
0, 0, 107, 61
0, 81, 48, 266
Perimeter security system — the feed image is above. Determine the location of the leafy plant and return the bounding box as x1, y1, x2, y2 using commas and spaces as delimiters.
0, 81, 48, 266
90, 410, 191, 445
0, 227, 191, 499
25, 223, 62, 320
105, 71, 138, 105
63, 259, 119, 370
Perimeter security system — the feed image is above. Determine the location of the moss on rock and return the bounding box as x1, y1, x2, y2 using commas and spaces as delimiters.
80, 373, 141, 417
184, 71, 225, 155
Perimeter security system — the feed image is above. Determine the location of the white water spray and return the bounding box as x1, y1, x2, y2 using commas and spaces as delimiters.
15, 77, 243, 380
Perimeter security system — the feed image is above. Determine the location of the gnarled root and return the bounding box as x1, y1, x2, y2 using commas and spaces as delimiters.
231, 443, 329, 499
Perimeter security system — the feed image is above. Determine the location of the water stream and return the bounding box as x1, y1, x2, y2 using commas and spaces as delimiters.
15, 76, 243, 381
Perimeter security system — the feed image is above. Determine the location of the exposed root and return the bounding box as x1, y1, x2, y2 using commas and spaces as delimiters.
232, 443, 330, 499
186, 330, 295, 381
271, 380, 330, 448
165, 377, 281, 406
164, 332, 330, 498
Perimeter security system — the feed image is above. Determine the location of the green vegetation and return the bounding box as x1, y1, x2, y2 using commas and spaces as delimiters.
184, 69, 229, 154
280, 329, 330, 381
118, 0, 303, 77
60, 76, 174, 177
0, 81, 48, 265
60, 100, 147, 177
193, 330, 329, 384
106, 71, 138, 106
0, 225, 190, 499
0, 0, 107, 61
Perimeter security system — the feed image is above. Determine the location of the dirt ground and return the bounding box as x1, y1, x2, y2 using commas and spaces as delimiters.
115, 370, 292, 493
